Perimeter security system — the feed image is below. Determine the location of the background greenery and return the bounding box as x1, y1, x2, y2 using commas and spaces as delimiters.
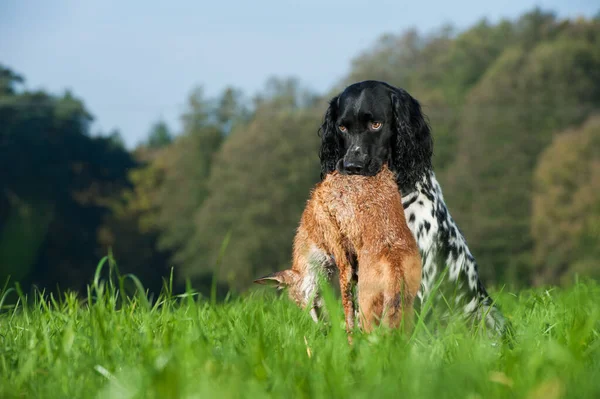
1, 8, 599, 297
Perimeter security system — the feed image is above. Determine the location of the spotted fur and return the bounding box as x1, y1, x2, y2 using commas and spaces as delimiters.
403, 171, 506, 334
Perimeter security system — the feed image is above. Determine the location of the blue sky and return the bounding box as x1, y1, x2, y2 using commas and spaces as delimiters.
1, 1, 598, 148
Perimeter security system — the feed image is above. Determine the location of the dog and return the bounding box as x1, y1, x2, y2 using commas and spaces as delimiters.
317, 80, 509, 337
254, 164, 422, 337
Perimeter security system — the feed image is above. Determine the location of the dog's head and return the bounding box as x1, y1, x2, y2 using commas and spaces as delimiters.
318, 80, 433, 191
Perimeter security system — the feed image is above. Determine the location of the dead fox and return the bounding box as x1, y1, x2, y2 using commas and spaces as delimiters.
254, 164, 422, 336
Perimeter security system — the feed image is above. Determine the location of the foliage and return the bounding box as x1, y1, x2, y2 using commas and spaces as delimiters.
151, 87, 247, 272
0, 65, 136, 291
446, 18, 600, 284
146, 120, 173, 149
2, 7, 600, 295
185, 93, 322, 291
97, 146, 172, 295
532, 115, 600, 285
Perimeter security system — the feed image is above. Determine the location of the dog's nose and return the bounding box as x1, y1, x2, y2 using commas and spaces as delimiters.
343, 160, 364, 174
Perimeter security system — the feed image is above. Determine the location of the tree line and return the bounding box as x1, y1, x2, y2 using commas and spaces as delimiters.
1, 8, 599, 296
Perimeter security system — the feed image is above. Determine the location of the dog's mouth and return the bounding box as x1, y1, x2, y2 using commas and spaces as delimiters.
336, 158, 382, 176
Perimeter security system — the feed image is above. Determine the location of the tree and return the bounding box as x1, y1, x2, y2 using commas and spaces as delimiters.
446, 19, 600, 284
152, 86, 247, 274
216, 86, 249, 132
0, 65, 24, 95
98, 145, 173, 294
252, 77, 317, 111
531, 115, 600, 285
180, 89, 322, 292
146, 120, 173, 149
0, 67, 136, 290
153, 88, 222, 259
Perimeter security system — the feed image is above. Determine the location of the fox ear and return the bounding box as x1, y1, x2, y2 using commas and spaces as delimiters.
253, 270, 296, 290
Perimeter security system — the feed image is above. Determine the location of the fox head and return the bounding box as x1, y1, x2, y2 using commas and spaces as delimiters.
253, 269, 303, 303
254, 269, 321, 322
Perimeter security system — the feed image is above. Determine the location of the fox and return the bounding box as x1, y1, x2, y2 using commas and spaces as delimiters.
254, 164, 422, 336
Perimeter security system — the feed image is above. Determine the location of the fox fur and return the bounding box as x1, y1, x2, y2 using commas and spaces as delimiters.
254, 164, 422, 335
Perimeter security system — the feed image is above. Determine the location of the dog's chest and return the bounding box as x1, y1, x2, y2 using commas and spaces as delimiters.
404, 193, 437, 250
402, 176, 451, 295
401, 173, 479, 298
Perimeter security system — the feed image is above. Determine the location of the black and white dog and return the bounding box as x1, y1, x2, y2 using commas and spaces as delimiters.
318, 80, 508, 336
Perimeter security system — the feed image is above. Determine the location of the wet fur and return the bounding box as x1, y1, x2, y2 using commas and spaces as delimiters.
255, 165, 422, 335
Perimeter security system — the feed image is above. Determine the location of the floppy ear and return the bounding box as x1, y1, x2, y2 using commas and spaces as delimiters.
318, 95, 342, 180
389, 88, 433, 190
253, 270, 297, 290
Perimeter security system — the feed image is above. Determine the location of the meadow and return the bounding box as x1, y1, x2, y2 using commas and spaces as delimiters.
0, 258, 599, 399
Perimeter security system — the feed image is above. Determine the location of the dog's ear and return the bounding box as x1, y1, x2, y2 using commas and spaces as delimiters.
318, 95, 342, 180
253, 270, 297, 290
389, 88, 433, 189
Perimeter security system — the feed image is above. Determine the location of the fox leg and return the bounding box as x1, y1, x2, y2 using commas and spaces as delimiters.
333, 249, 356, 335
382, 254, 421, 332
357, 277, 383, 333
293, 244, 335, 322
356, 255, 385, 332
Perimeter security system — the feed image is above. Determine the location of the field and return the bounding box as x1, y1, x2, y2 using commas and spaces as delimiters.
0, 260, 599, 399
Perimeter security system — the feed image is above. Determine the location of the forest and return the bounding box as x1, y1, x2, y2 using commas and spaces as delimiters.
1, 8, 599, 296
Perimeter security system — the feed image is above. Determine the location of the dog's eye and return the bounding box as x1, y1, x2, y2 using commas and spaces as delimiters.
339, 125, 347, 133
370, 122, 382, 130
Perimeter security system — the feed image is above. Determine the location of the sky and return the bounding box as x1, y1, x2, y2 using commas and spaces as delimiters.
1, 1, 598, 148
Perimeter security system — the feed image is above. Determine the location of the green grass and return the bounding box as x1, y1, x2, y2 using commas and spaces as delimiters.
0, 259, 599, 399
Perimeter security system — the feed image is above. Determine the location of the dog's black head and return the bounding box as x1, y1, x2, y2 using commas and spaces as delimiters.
318, 80, 433, 192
